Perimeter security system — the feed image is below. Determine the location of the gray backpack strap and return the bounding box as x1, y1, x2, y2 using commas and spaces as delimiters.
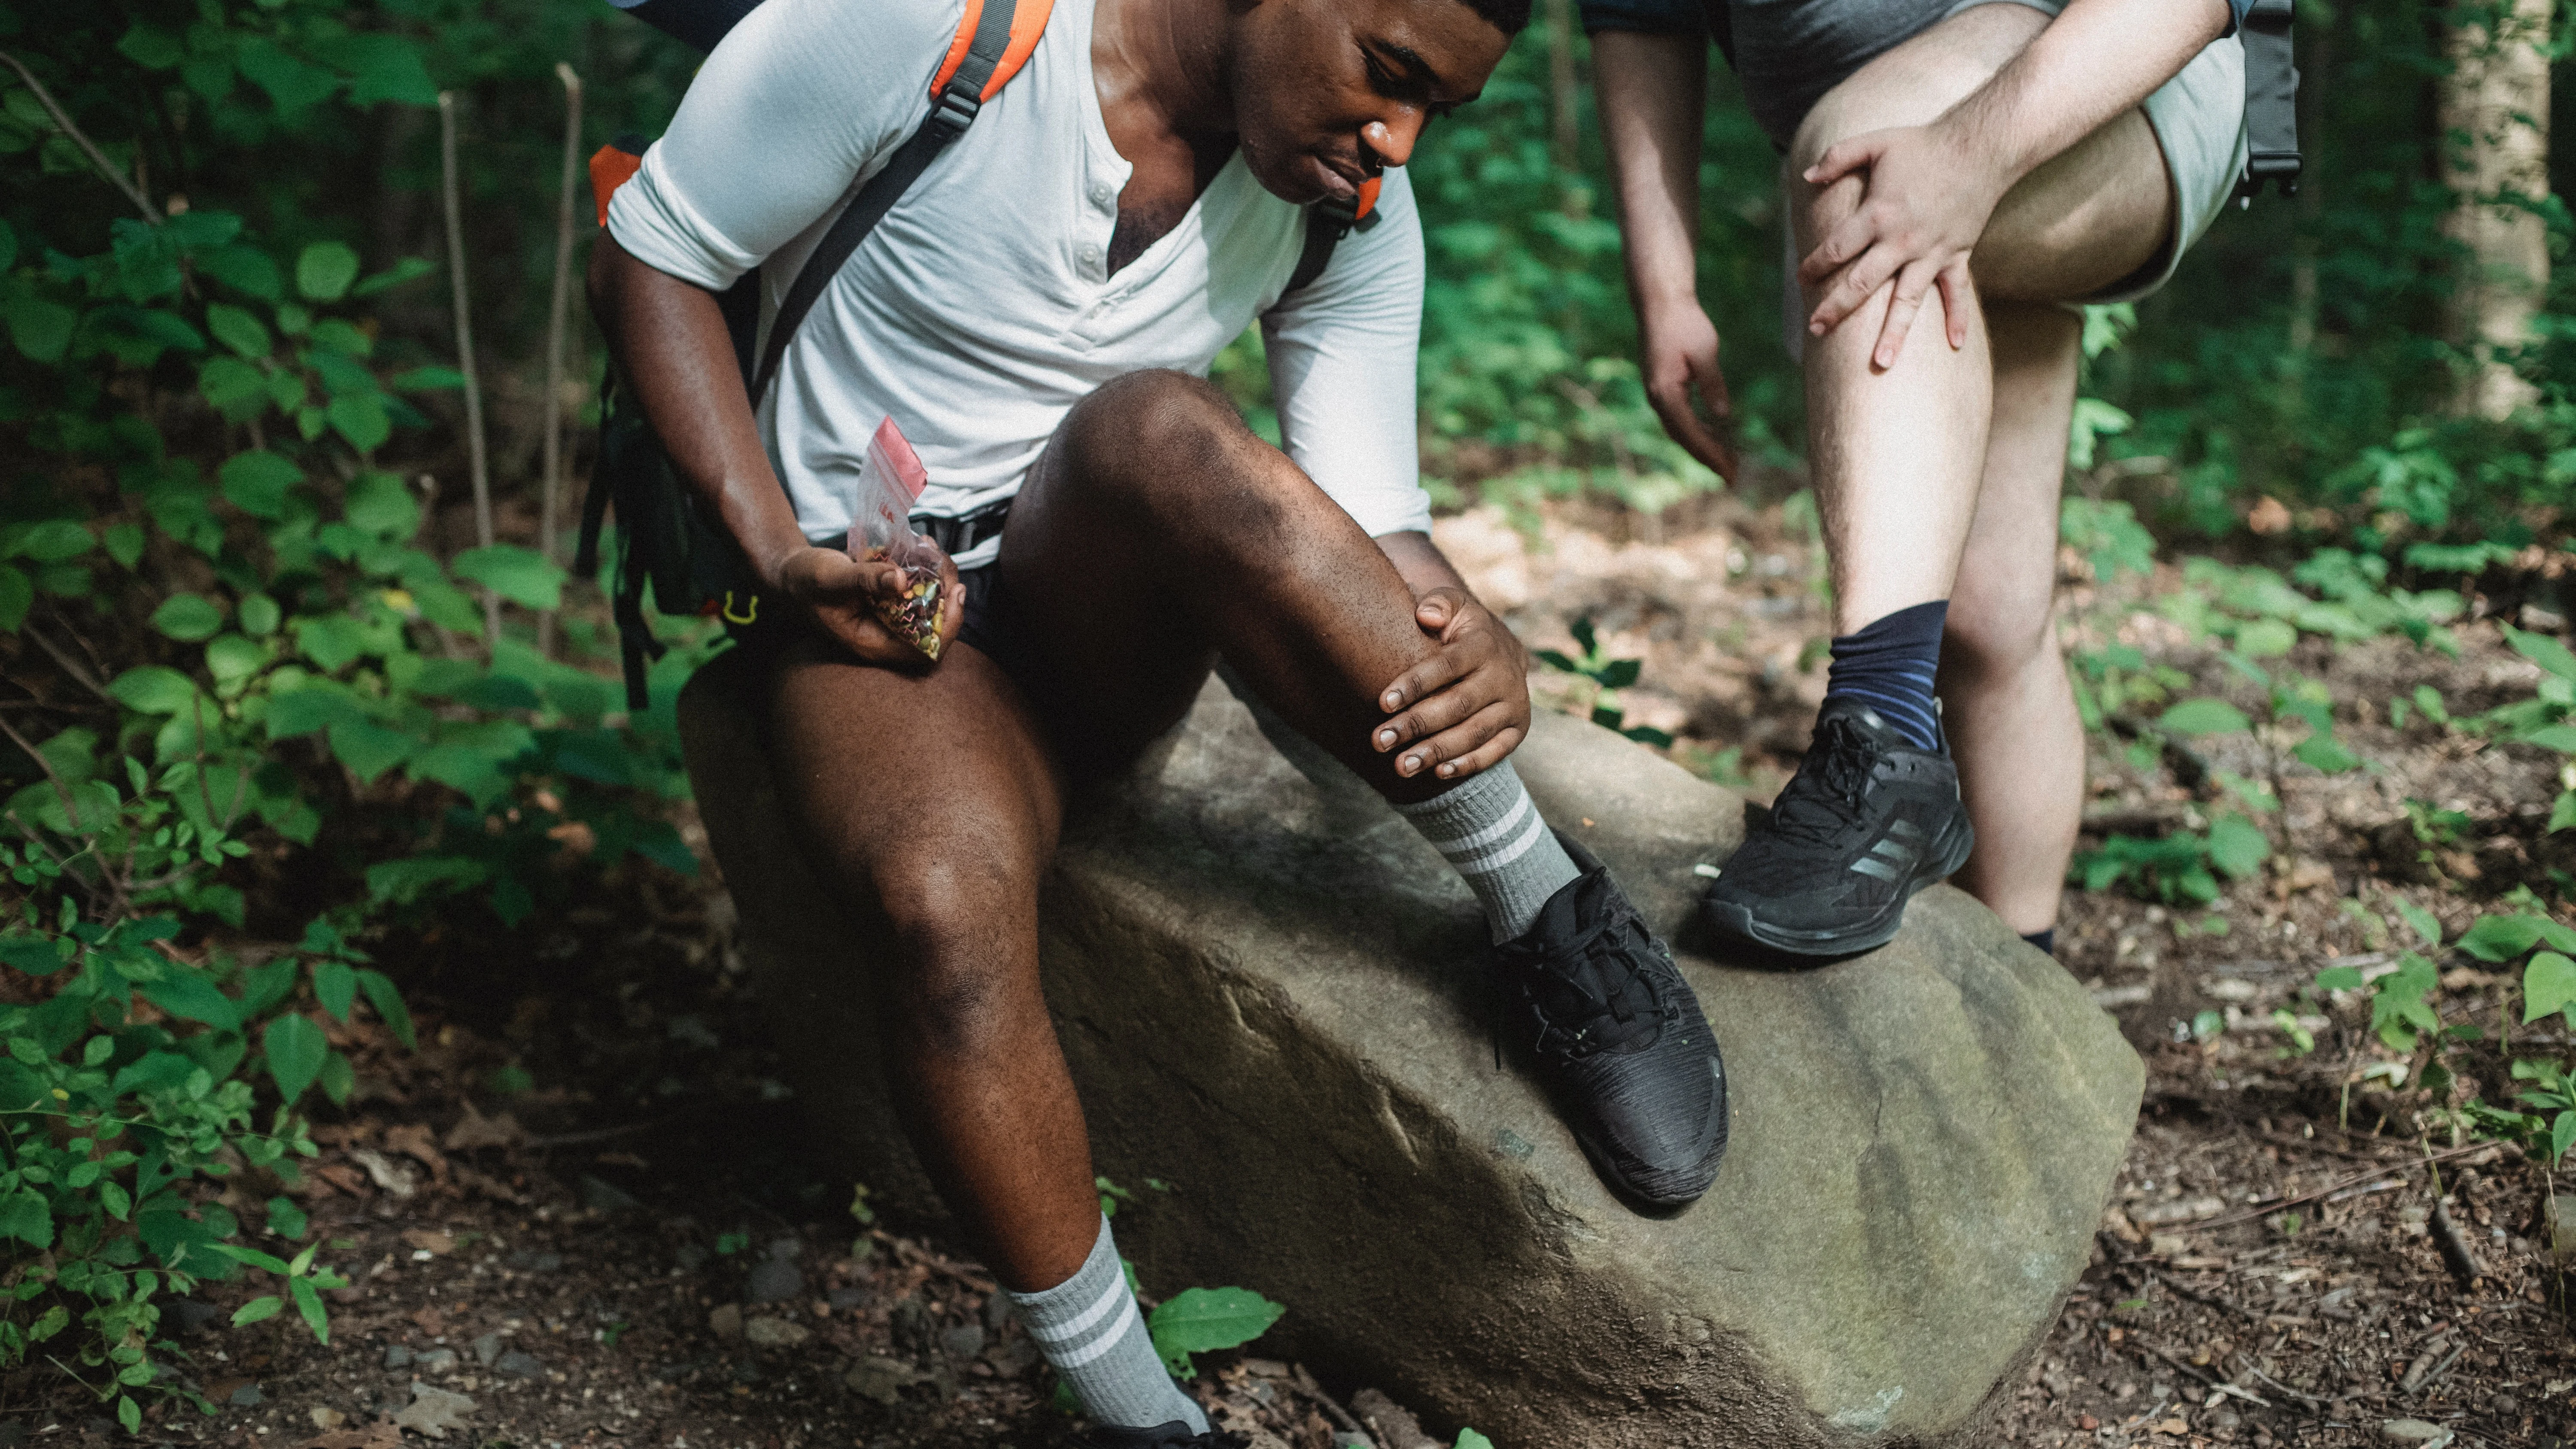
748, 0, 1021, 401
2234, 0, 2300, 204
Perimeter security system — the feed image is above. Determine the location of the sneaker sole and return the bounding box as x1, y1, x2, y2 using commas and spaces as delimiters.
1701, 810, 1976, 959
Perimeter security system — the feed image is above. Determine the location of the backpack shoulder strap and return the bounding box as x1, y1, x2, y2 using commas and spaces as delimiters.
2233, 0, 2299, 203
1283, 175, 1381, 298
748, 0, 1051, 400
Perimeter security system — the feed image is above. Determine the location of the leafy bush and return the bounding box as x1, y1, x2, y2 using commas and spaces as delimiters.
2, 0, 708, 1416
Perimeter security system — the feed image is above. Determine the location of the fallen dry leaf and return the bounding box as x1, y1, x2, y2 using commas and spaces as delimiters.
443, 1103, 523, 1153
392, 1383, 476, 1440
383, 1123, 450, 1183
304, 1422, 401, 1449
313, 1163, 368, 1196
400, 1229, 454, 1255
349, 1148, 417, 1197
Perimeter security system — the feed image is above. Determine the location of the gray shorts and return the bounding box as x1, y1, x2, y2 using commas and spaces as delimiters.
1745, 0, 2247, 318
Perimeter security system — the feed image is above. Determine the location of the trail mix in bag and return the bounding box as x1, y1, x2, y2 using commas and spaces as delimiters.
848, 416, 948, 659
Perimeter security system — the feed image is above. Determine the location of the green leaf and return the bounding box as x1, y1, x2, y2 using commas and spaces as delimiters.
2556, 1110, 2576, 1166
450, 546, 567, 609
0, 1190, 52, 1249
117, 24, 185, 69
207, 633, 266, 686
200, 355, 270, 419
295, 614, 368, 672
290, 1276, 330, 1343
141, 972, 242, 1032
4, 295, 76, 362
108, 666, 198, 716
263, 1014, 328, 1104
150, 593, 226, 642
295, 242, 362, 303
1145, 1286, 1285, 1378
344, 471, 421, 539
1596, 659, 1641, 689
265, 1196, 307, 1239
2232, 617, 2297, 659
205, 302, 270, 360
326, 391, 392, 453
2505, 624, 2576, 683
117, 1397, 139, 1435
2156, 698, 2250, 735
318, 1050, 354, 1105
389, 365, 467, 390
313, 960, 356, 1022
2204, 815, 2270, 880
355, 969, 415, 1049
1533, 650, 1578, 673
237, 38, 340, 115
2521, 724, 2576, 753
219, 450, 304, 519
231, 1296, 284, 1327
2527, 952, 2576, 1024
198, 244, 283, 301
0, 566, 29, 632
240, 594, 283, 637
2292, 734, 2361, 773
1456, 1433, 1494, 1449
325, 717, 417, 784
353, 258, 440, 299
2459, 912, 2576, 962
10, 519, 95, 563
2552, 790, 2576, 835
2396, 900, 2443, 948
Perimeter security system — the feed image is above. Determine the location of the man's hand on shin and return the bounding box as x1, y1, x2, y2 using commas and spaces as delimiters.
1797, 119, 2002, 368
775, 544, 966, 668
1371, 588, 1531, 783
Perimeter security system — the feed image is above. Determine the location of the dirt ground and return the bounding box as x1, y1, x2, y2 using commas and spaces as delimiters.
14, 499, 2575, 1449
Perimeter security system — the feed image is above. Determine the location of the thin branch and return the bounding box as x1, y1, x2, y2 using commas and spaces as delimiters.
0, 712, 82, 832
2182, 1140, 2494, 1232
22, 626, 113, 705
438, 91, 501, 651
538, 62, 585, 659
0, 52, 157, 222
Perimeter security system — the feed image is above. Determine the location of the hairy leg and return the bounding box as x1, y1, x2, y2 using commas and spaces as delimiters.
1940, 302, 2085, 934
997, 369, 1453, 802
757, 635, 1095, 1293
1789, 2, 2171, 634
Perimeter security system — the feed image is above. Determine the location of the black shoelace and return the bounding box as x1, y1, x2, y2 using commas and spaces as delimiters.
1766, 714, 1881, 848
1516, 909, 1669, 1065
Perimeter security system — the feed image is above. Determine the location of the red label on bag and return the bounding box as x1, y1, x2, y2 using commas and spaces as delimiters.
872, 417, 929, 502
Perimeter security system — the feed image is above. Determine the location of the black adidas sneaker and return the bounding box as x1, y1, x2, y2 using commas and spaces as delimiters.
1700, 697, 1974, 957
1495, 834, 1728, 1210
1078, 1423, 1247, 1449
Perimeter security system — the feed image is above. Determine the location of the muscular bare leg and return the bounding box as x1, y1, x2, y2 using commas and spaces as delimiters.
1941, 302, 2085, 935
1782, 2, 2173, 931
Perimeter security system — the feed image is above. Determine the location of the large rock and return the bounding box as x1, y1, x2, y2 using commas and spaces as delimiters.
680, 653, 2142, 1447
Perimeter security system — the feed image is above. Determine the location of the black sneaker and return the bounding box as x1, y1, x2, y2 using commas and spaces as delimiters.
1495, 834, 1728, 1210
1700, 697, 1974, 958
1078, 1424, 1247, 1449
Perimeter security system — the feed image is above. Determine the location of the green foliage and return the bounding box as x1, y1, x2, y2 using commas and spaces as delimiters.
2071, 814, 2269, 905
1534, 618, 1674, 749
0, 0, 714, 1403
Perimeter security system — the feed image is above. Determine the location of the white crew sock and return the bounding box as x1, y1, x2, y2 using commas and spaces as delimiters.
1392, 760, 1583, 943
1007, 1216, 1206, 1434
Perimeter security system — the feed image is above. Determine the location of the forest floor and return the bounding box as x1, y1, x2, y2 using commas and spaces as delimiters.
15, 496, 2576, 1449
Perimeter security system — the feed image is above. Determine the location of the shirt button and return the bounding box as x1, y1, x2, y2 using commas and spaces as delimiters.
1090, 183, 1115, 208
1078, 242, 1103, 267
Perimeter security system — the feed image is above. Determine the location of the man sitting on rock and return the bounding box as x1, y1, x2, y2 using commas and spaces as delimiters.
591, 0, 1729, 1441
1585, 0, 2251, 958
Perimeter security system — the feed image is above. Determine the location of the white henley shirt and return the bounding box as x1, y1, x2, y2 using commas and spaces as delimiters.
606, 0, 1434, 567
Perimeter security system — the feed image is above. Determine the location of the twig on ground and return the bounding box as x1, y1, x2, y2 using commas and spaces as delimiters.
0, 52, 158, 221
538, 61, 584, 659
2144, 1270, 2265, 1324
2236, 1357, 2329, 1410
2429, 1197, 2485, 1285
1291, 1364, 1372, 1443
870, 1231, 996, 1295
22, 625, 114, 704
2186, 1141, 2494, 1232
438, 90, 501, 650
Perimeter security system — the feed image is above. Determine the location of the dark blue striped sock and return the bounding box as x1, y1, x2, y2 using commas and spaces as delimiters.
1825, 600, 1948, 752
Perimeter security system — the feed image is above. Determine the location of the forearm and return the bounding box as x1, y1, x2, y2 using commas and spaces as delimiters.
1593, 30, 1708, 316
1942, 0, 2230, 191
588, 235, 810, 586
1376, 530, 1470, 601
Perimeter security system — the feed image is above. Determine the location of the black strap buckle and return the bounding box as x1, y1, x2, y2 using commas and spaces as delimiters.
929, 84, 982, 136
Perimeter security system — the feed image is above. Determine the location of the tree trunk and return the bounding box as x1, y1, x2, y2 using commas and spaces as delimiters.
1544, 0, 1580, 173
2440, 0, 2552, 420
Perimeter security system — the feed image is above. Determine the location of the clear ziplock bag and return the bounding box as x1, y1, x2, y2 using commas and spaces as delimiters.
847, 416, 949, 660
